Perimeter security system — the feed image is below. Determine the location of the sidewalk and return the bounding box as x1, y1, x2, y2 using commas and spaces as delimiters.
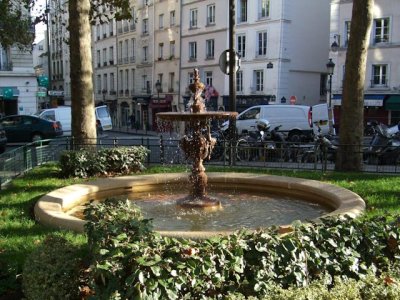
110, 125, 180, 139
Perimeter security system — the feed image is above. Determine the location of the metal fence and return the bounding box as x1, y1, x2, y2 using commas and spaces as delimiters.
1, 136, 399, 189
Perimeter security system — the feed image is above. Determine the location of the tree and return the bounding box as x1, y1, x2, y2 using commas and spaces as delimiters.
0, 0, 35, 48
336, 0, 374, 171
68, 0, 130, 147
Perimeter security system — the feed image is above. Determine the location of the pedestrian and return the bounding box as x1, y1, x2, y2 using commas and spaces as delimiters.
130, 113, 136, 129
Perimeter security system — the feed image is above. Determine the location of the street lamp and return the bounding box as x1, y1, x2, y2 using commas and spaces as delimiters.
326, 58, 335, 135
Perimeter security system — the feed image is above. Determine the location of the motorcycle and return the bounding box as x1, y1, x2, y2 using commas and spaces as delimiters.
364, 123, 400, 165
301, 122, 339, 163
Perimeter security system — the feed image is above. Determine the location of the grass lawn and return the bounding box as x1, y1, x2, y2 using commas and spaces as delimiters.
0, 163, 399, 296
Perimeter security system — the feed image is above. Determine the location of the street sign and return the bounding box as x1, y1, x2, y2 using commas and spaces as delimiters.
290, 95, 297, 105
218, 50, 240, 75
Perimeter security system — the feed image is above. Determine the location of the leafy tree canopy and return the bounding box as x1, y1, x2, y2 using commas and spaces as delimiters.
0, 0, 35, 48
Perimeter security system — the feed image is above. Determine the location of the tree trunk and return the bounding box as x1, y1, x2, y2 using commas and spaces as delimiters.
336, 0, 374, 171
69, 0, 97, 148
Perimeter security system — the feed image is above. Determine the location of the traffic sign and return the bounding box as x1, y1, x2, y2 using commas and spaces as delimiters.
290, 95, 297, 105
218, 50, 241, 75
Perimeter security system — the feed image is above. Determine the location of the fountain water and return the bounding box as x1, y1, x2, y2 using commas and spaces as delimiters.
157, 69, 237, 209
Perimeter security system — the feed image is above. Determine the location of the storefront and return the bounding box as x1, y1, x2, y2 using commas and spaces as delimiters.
384, 95, 400, 125
150, 94, 172, 131
0, 87, 19, 116
331, 94, 390, 131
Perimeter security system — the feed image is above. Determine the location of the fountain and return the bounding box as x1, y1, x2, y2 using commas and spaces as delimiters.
34, 69, 365, 239
156, 69, 237, 209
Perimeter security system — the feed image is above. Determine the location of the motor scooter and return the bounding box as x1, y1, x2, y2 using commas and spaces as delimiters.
365, 123, 400, 165
301, 122, 339, 163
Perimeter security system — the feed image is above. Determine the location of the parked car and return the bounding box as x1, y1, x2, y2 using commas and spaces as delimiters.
0, 115, 63, 143
0, 123, 7, 153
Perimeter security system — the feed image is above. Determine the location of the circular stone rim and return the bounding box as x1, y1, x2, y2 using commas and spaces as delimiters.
34, 172, 366, 239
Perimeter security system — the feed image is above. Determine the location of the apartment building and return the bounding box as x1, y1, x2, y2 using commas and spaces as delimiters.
0, 6, 37, 116
330, 0, 400, 126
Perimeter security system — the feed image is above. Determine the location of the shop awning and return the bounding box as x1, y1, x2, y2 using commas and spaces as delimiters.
0, 87, 19, 100
332, 94, 385, 106
384, 95, 400, 111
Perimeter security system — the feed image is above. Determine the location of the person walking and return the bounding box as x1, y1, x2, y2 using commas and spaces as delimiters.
129, 113, 136, 129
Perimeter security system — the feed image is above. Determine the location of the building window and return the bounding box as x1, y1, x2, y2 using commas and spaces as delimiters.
118, 41, 123, 63
103, 48, 107, 65
97, 75, 101, 93
257, 31, 267, 56
374, 18, 389, 44
103, 74, 108, 91
110, 73, 115, 91
237, 34, 246, 58
254, 70, 264, 91
125, 70, 129, 91
159, 14, 164, 29
124, 40, 129, 63
142, 18, 148, 34
97, 50, 101, 67
344, 21, 351, 47
109, 20, 114, 35
142, 46, 148, 62
157, 73, 163, 92
109, 46, 114, 64
190, 9, 198, 28
371, 64, 388, 87
207, 4, 215, 25
170, 41, 175, 58
142, 75, 147, 91
188, 72, 194, 85
170, 10, 175, 26
96, 24, 100, 40
236, 71, 243, 92
259, 0, 270, 18
131, 69, 135, 93
169, 72, 175, 92
205, 71, 213, 86
130, 7, 136, 30
158, 43, 164, 59
189, 41, 197, 60
130, 39, 136, 62
239, 0, 247, 23
119, 70, 123, 92
206, 39, 214, 59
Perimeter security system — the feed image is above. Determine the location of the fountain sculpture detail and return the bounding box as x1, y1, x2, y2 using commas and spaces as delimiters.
157, 69, 238, 208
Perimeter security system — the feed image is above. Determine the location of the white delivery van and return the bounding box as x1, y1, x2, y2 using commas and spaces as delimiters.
221, 104, 331, 141
35, 106, 71, 136
95, 105, 113, 131
36, 105, 112, 135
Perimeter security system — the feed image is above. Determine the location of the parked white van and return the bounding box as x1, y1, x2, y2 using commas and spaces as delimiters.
35, 105, 112, 135
35, 106, 71, 136
221, 104, 330, 141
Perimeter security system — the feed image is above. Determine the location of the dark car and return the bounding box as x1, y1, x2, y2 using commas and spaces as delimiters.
0, 123, 7, 153
0, 115, 63, 143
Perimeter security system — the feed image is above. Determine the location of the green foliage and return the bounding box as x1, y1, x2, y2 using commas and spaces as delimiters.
22, 235, 84, 300
84, 199, 400, 299
59, 146, 149, 178
0, 0, 34, 48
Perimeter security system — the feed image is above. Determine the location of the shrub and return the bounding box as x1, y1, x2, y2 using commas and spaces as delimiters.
59, 146, 149, 178
83, 199, 400, 299
22, 235, 84, 300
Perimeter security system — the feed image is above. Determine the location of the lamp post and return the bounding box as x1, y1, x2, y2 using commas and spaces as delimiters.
326, 58, 335, 135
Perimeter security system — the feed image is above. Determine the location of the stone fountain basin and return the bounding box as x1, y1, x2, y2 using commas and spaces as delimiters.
34, 172, 365, 239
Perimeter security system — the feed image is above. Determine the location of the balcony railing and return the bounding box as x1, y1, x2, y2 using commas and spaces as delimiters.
370, 79, 389, 88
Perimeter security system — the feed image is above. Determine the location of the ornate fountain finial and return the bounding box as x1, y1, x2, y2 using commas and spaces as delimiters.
189, 69, 205, 113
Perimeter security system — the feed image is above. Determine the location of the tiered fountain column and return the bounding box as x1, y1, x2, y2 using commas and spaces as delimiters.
157, 69, 238, 208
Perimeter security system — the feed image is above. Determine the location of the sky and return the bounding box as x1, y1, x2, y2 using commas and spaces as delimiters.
33, 0, 47, 44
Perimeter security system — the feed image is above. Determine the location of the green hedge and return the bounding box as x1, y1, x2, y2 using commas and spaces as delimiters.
83, 199, 400, 299
59, 146, 149, 178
